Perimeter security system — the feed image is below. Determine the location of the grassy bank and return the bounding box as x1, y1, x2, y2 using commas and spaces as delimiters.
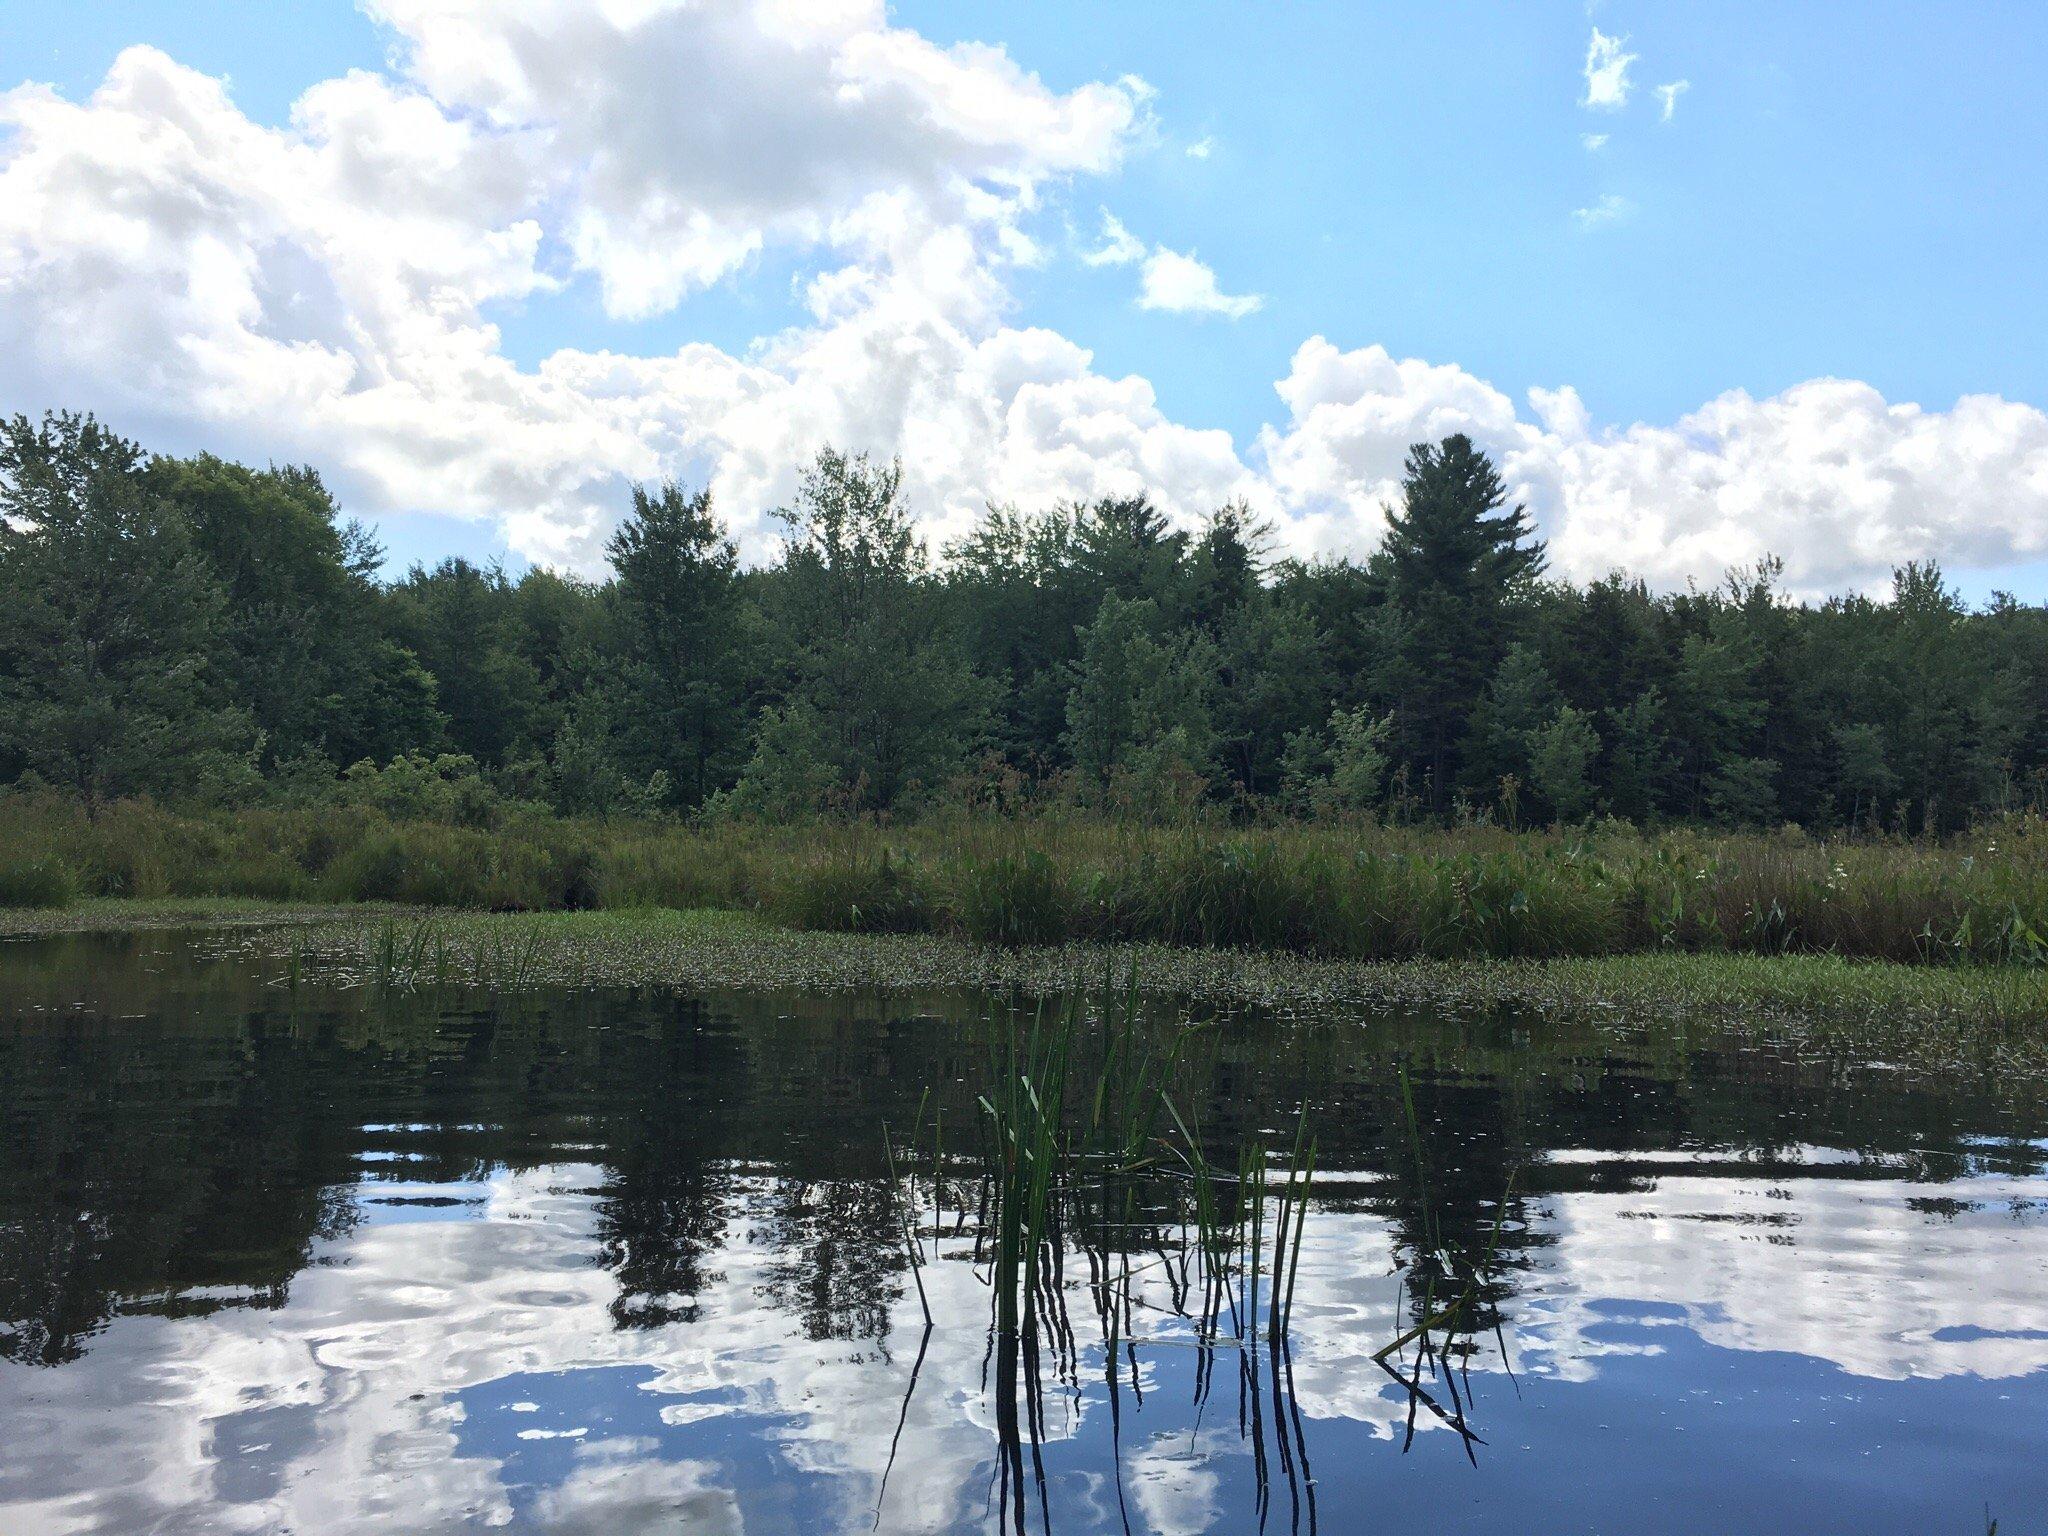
3, 794, 2046, 967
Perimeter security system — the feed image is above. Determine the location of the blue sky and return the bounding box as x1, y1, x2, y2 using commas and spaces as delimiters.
4, 1, 2045, 595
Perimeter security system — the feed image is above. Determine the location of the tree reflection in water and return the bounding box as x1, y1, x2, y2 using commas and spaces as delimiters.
3, 932, 2048, 1533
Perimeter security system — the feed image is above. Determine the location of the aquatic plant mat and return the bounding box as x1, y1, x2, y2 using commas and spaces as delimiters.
23, 901, 2033, 1080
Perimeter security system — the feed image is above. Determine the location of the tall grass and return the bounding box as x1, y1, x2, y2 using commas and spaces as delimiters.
5, 789, 2044, 965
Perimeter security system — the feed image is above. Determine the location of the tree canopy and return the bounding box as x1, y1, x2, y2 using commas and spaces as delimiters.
3, 412, 2044, 832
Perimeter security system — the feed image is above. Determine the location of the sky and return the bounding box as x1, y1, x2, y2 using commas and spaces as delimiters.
2, 0, 2045, 599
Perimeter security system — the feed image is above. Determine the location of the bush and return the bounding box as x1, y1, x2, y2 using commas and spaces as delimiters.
0, 854, 78, 909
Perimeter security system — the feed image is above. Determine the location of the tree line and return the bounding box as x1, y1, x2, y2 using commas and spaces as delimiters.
3, 409, 2044, 832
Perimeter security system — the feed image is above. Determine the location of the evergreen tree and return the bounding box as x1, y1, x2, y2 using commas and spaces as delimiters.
944, 505, 1091, 770
0, 413, 254, 807
1073, 493, 1186, 611
1603, 689, 1673, 823
1186, 502, 1265, 635
1214, 597, 1329, 799
1462, 643, 1559, 812
1379, 435, 1545, 807
383, 559, 544, 769
1669, 609, 1774, 825
1830, 722, 1897, 831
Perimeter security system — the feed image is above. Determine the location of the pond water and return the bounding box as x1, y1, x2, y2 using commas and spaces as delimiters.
1, 931, 2045, 1535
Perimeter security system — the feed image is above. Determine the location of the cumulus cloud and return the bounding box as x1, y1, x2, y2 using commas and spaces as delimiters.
1081, 211, 1262, 318
1581, 132, 1609, 152
0, 4, 2042, 594
1582, 28, 1637, 111
1081, 209, 1147, 267
362, 0, 1145, 319
1254, 339, 2048, 592
1656, 79, 1691, 122
1135, 246, 1263, 318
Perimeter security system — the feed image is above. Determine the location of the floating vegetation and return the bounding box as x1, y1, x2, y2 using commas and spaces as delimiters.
159, 906, 2048, 1090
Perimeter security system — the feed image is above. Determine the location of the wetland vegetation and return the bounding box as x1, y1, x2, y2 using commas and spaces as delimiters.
5, 407, 2048, 1534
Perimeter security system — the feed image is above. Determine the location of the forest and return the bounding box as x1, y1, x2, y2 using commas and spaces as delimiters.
3, 407, 2043, 837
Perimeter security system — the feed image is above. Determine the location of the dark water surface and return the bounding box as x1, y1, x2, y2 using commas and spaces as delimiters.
2, 931, 2045, 1534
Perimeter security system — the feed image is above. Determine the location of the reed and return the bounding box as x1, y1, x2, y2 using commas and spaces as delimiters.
6, 791, 2044, 966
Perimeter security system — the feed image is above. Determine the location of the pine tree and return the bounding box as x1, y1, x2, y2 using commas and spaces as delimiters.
1529, 704, 1601, 824
1462, 643, 1559, 808
1379, 435, 1545, 809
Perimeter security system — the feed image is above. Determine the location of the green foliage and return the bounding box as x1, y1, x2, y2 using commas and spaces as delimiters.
382, 559, 541, 768
1283, 704, 1395, 815
707, 703, 843, 822
606, 481, 752, 806
749, 449, 987, 813
948, 850, 1073, 945
144, 451, 411, 767
3, 413, 2047, 844
1462, 643, 1559, 810
5, 796, 2046, 966
336, 752, 504, 827
1064, 595, 1220, 812
1528, 704, 1602, 824
0, 853, 77, 908
0, 413, 256, 807
1377, 433, 1547, 807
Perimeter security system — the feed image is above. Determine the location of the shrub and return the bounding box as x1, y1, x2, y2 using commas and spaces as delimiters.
0, 854, 78, 909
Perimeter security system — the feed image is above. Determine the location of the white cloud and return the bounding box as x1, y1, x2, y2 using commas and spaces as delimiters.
1581, 132, 1609, 152
361, 0, 1146, 320
1656, 79, 1691, 122
1582, 28, 1637, 111
1081, 211, 1261, 319
1080, 209, 1146, 267
0, 8, 2043, 595
1135, 246, 1263, 319
1572, 192, 1633, 229
1185, 136, 1214, 160
1254, 339, 2048, 592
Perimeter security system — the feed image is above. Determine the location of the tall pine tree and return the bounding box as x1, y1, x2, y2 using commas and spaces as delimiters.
1378, 435, 1545, 808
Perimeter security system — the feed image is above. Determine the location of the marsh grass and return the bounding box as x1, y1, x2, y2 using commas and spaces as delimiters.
897, 978, 1326, 1528
6, 792, 2045, 965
